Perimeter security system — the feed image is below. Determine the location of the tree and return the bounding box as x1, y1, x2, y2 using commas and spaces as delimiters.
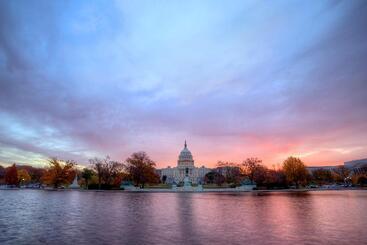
5, 164, 18, 186
89, 156, 124, 189
81, 168, 94, 189
253, 165, 268, 186
125, 152, 159, 188
17, 169, 31, 186
333, 166, 350, 183
357, 175, 367, 186
101, 159, 124, 186
162, 175, 167, 183
216, 161, 242, 185
41, 158, 75, 188
241, 158, 263, 184
90, 157, 104, 190
204, 171, 225, 186
0, 165, 5, 184
30, 168, 45, 187
312, 169, 334, 185
15, 165, 45, 187
265, 169, 287, 189
282, 157, 308, 188
112, 172, 129, 188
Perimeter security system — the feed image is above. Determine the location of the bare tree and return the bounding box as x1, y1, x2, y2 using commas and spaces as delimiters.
241, 158, 263, 184
90, 157, 104, 190
89, 156, 124, 189
216, 161, 242, 185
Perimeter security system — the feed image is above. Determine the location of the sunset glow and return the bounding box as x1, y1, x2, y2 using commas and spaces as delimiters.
0, 1, 366, 168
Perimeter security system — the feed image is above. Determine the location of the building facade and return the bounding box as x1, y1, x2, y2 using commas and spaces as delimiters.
158, 141, 211, 184
307, 158, 367, 175
344, 158, 367, 175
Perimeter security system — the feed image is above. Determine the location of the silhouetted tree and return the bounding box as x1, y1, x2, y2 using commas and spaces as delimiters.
205, 171, 225, 186
102, 159, 124, 186
162, 175, 167, 184
283, 157, 308, 188
264, 169, 287, 188
81, 168, 94, 189
312, 169, 334, 185
5, 164, 18, 186
90, 157, 104, 189
31, 168, 45, 187
241, 158, 263, 184
333, 166, 350, 183
357, 175, 367, 186
253, 165, 268, 186
0, 165, 5, 184
89, 156, 124, 189
125, 152, 159, 188
216, 161, 242, 185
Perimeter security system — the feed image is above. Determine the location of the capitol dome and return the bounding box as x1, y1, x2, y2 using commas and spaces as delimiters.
178, 140, 194, 166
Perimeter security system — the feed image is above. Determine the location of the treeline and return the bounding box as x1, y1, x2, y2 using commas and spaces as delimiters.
204, 157, 367, 189
1, 154, 367, 189
0, 151, 159, 189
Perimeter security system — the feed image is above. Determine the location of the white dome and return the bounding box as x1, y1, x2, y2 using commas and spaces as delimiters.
179, 147, 193, 161
178, 141, 194, 166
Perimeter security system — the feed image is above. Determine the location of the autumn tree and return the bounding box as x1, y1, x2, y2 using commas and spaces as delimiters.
81, 168, 94, 189
19, 165, 45, 186
101, 159, 124, 186
41, 158, 75, 188
31, 168, 46, 187
5, 164, 18, 186
216, 161, 242, 185
282, 157, 308, 188
333, 166, 350, 183
112, 172, 130, 188
312, 169, 334, 185
0, 165, 5, 184
125, 151, 159, 188
241, 158, 263, 184
17, 169, 31, 186
252, 165, 268, 186
264, 169, 287, 188
89, 156, 124, 189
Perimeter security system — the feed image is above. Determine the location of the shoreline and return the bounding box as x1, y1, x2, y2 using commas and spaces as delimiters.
1, 187, 366, 193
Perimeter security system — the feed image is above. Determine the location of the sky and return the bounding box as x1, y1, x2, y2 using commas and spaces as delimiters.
0, 0, 366, 168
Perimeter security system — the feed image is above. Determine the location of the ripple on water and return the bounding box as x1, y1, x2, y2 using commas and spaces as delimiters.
0, 190, 366, 245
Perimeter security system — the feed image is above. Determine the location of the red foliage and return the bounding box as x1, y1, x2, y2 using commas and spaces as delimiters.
5, 164, 18, 186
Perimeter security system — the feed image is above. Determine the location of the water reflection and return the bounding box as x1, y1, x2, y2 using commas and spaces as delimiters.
0, 190, 366, 245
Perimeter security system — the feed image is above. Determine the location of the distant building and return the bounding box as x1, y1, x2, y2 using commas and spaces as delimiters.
307, 158, 367, 175
158, 141, 211, 184
344, 158, 367, 168
307, 165, 340, 173
344, 158, 367, 175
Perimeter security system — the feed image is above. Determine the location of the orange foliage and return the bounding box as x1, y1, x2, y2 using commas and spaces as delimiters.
5, 164, 18, 186
41, 158, 75, 188
17, 169, 31, 184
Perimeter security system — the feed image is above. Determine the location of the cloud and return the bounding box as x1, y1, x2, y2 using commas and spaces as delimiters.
0, 0, 366, 167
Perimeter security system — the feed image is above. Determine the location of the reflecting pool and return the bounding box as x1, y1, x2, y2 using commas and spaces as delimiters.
0, 190, 366, 244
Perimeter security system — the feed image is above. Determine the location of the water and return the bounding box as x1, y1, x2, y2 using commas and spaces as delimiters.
0, 190, 366, 245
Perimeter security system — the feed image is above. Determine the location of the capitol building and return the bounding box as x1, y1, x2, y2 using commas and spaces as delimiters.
158, 141, 211, 185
